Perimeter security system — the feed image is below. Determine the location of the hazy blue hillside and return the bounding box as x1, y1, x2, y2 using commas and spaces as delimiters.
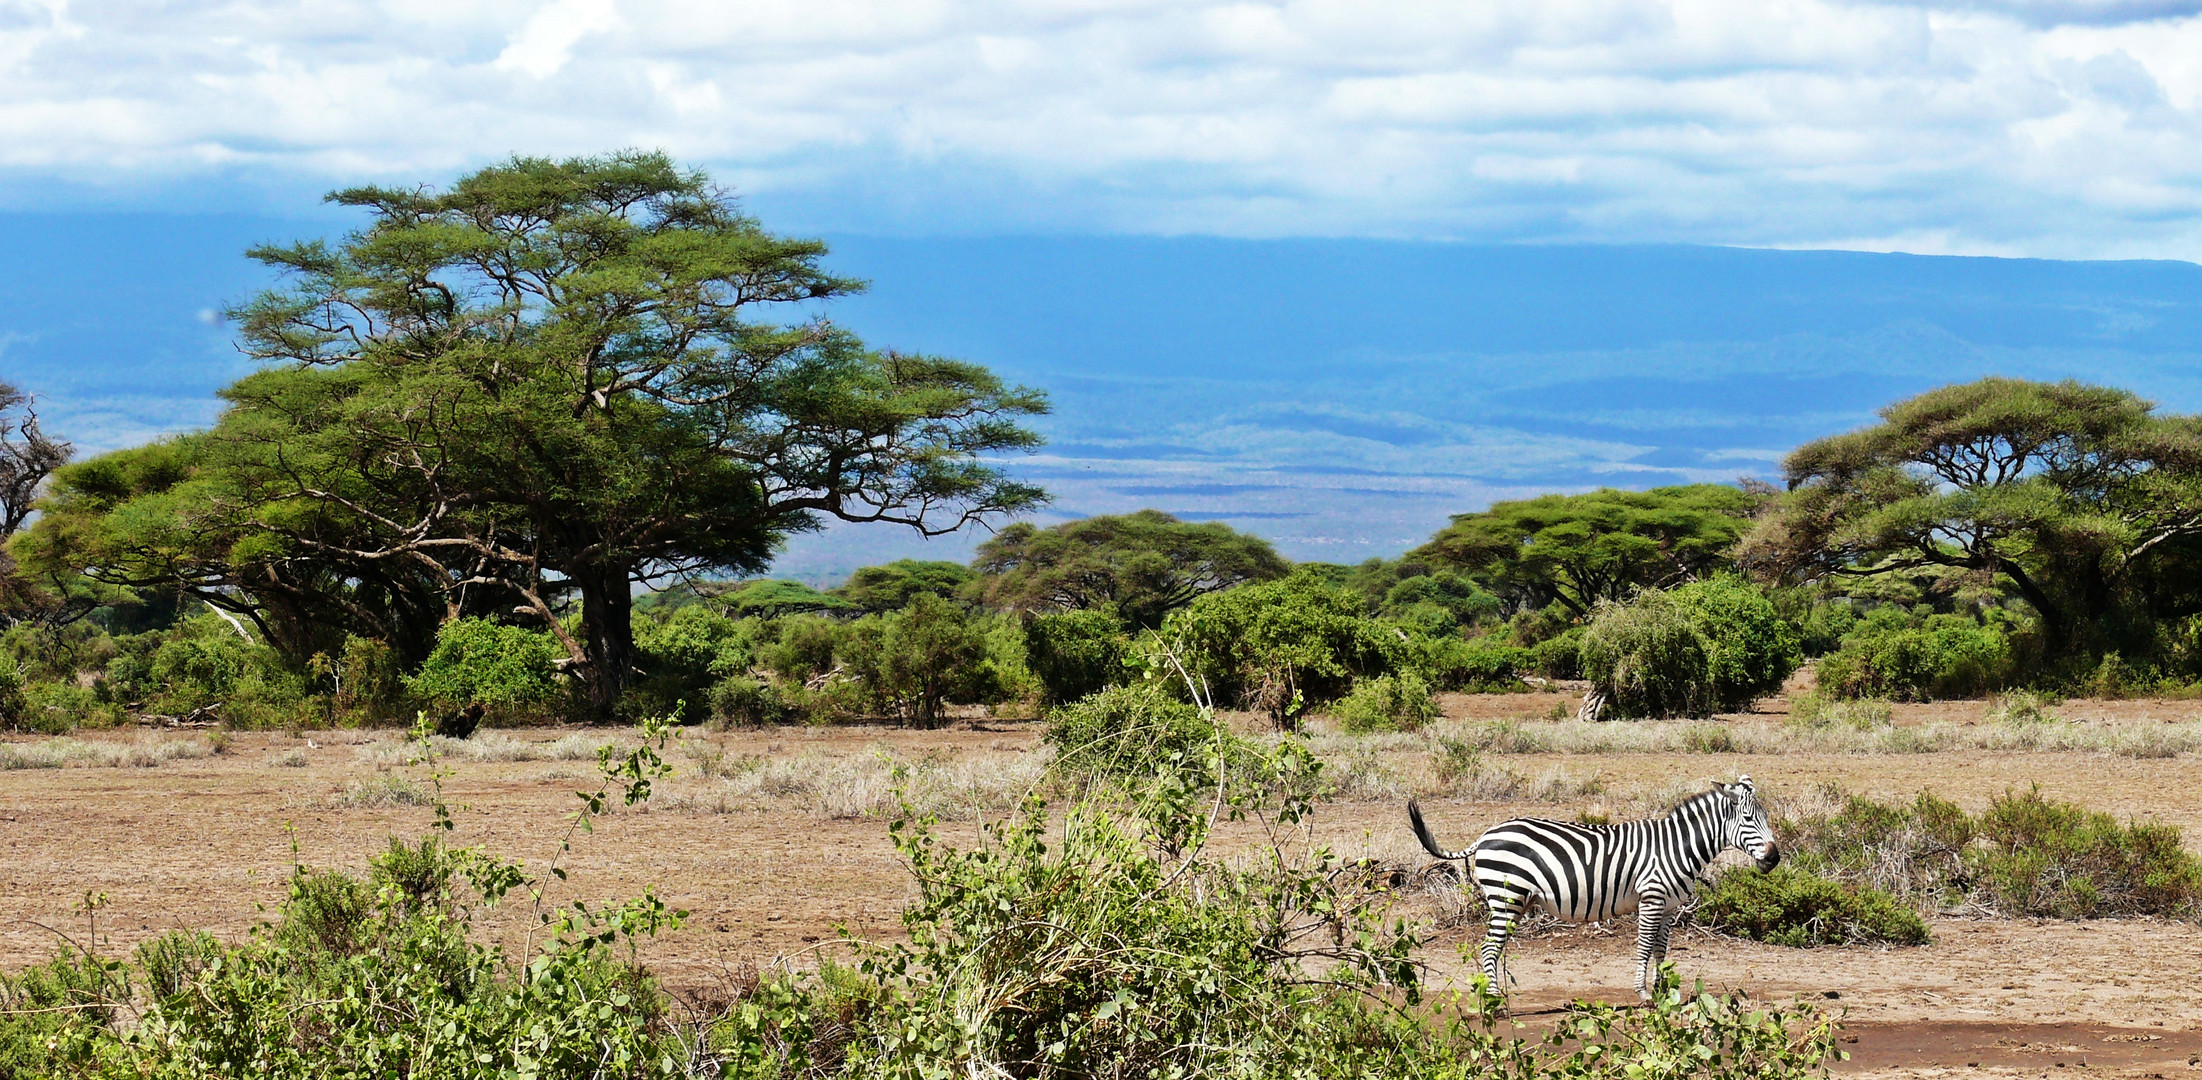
814, 237, 2202, 576
6, 215, 2200, 581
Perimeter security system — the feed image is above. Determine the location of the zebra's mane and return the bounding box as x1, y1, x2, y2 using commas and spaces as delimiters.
1657, 786, 1734, 821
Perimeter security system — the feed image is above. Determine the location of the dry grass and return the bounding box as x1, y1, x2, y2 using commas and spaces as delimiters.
0, 736, 218, 770
1298, 730, 1613, 804
288, 777, 435, 810
352, 731, 616, 766
1300, 712, 2202, 762
1785, 694, 1894, 732
657, 744, 1050, 821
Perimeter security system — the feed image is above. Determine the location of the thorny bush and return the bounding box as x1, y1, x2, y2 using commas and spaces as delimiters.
1773, 784, 2202, 920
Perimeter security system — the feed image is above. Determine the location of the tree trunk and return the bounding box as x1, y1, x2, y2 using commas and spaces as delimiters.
1999, 559, 2071, 658
575, 564, 638, 722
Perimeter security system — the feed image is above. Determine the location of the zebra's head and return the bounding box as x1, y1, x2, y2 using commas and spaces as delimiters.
1721, 775, 1781, 872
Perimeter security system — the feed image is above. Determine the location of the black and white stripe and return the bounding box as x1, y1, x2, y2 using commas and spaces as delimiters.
1408, 776, 1780, 1002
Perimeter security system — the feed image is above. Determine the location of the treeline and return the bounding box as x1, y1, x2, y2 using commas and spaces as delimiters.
15, 376, 2202, 729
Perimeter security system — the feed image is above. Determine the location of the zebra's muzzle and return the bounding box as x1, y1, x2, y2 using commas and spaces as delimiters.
1754, 847, 1782, 872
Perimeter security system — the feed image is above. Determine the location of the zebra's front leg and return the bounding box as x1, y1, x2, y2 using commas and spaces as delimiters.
1632, 895, 1670, 1004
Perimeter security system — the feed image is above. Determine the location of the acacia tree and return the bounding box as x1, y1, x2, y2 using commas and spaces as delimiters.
26, 153, 1048, 715
1742, 378, 2202, 658
0, 383, 73, 623
1414, 484, 1762, 618
22, 434, 470, 660
0, 383, 69, 539
973, 509, 1290, 629
835, 559, 976, 613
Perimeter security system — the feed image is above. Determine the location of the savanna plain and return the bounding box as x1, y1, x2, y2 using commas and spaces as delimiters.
7, 679, 2200, 1080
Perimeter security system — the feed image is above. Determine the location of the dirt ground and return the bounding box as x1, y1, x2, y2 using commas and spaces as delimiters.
6, 689, 2202, 1078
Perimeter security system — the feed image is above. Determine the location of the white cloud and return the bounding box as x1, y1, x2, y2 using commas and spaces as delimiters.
1, 0, 2200, 255
495, 0, 621, 78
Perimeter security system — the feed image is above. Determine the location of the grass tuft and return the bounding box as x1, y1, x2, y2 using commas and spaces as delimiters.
0, 736, 216, 770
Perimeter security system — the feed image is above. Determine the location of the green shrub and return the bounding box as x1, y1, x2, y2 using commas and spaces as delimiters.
135, 930, 224, 1002
97, 633, 160, 705
371, 835, 460, 917
754, 613, 849, 686
274, 867, 375, 956
1966, 787, 2202, 918
971, 613, 1041, 714
149, 634, 252, 702
0, 948, 128, 1077
843, 793, 1413, 1076
1044, 683, 1242, 783
0, 657, 25, 732
779, 677, 870, 726
1377, 571, 1501, 638
1816, 613, 2012, 700
1332, 671, 1441, 733
1022, 607, 1137, 706
853, 593, 993, 727
628, 604, 748, 723
0, 618, 119, 683
20, 680, 116, 733
709, 674, 794, 726
1775, 789, 1975, 907
1581, 591, 1705, 717
323, 634, 410, 724
1683, 576, 1804, 707
1, 666, 91, 735
1695, 866, 1930, 946
1416, 637, 1527, 692
112, 865, 680, 1078
1791, 599, 1861, 658
747, 601, 1021, 725
1775, 785, 2202, 919
2078, 651, 2143, 698
1579, 577, 1801, 719
1527, 629, 1584, 680
1164, 571, 1412, 725
1985, 690, 2056, 726
132, 614, 308, 726
405, 618, 566, 722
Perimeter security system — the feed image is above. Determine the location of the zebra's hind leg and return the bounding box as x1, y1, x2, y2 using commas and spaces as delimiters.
1632, 896, 1671, 1004
1478, 898, 1525, 996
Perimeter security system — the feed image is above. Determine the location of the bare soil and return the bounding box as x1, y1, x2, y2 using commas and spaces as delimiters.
6, 690, 2202, 1077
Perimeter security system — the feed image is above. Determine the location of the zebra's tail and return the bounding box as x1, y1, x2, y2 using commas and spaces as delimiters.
1407, 800, 1473, 862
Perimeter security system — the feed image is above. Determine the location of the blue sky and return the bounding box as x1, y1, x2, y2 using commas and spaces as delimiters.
4, 2, 2202, 580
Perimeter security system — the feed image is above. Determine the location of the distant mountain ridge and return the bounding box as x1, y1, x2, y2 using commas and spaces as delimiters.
5, 216, 2199, 582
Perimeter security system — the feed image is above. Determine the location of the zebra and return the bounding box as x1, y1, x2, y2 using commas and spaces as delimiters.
1407, 776, 1781, 1003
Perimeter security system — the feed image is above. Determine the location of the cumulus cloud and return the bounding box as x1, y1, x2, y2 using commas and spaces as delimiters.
1, 0, 2200, 255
